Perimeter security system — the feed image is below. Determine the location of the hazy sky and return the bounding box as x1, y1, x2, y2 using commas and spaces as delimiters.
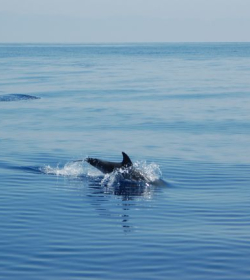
0, 0, 249, 42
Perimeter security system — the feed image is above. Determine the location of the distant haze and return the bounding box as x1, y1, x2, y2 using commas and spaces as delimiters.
0, 0, 249, 43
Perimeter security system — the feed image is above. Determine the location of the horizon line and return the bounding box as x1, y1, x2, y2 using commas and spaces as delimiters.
0, 41, 250, 45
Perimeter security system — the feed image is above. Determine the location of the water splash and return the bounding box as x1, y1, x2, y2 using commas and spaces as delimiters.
40, 161, 162, 188
41, 161, 85, 177
101, 161, 163, 187
133, 161, 162, 181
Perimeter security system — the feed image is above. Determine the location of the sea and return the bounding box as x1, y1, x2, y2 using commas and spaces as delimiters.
0, 43, 250, 280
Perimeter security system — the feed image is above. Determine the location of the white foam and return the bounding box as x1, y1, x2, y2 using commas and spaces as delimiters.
41, 161, 85, 177
101, 160, 162, 187
41, 160, 162, 187
133, 161, 162, 181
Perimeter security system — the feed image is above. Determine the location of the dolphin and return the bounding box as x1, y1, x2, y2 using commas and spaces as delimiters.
84, 152, 166, 186
85, 152, 150, 182
85, 152, 133, 174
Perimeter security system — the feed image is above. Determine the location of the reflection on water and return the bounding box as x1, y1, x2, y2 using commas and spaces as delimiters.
71, 169, 160, 233
89, 177, 154, 199
88, 182, 136, 233
8, 160, 162, 234
36, 163, 161, 234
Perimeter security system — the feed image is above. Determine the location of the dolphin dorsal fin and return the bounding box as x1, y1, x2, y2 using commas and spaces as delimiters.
121, 152, 133, 167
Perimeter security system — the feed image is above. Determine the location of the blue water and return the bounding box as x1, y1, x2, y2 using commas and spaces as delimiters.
1, 43, 250, 280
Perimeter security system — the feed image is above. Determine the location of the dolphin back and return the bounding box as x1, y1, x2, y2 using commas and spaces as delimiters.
85, 152, 133, 174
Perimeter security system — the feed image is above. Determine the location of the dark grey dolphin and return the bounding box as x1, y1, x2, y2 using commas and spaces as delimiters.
0, 94, 40, 102
85, 152, 132, 174
84, 152, 158, 184
84, 152, 167, 186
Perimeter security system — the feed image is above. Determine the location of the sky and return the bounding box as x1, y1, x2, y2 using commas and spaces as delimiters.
0, 0, 249, 43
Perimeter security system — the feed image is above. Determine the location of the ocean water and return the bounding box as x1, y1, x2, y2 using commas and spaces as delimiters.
0, 43, 250, 280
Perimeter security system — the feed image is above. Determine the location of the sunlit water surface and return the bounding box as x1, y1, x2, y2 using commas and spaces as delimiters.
1, 43, 250, 280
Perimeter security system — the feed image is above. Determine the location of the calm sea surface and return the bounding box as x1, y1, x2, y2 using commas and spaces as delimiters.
0, 43, 250, 279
